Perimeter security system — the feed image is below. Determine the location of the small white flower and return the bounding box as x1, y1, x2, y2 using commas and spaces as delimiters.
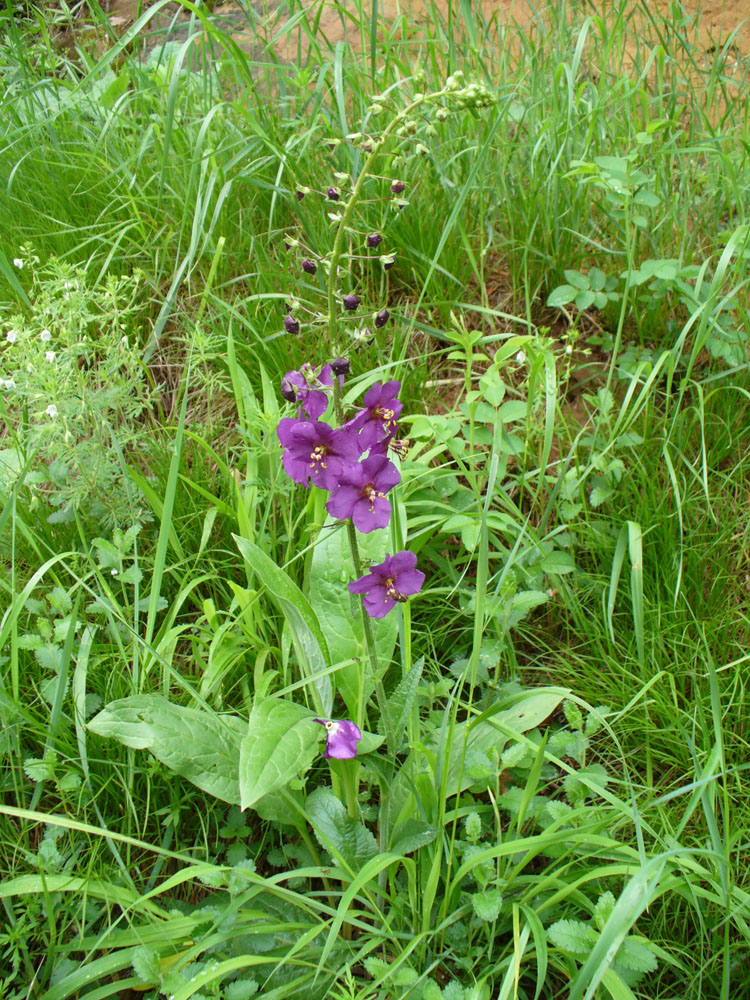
565, 344, 573, 355
6, 330, 18, 344
13, 258, 23, 269
110, 568, 118, 576
2, 378, 17, 390
45, 404, 58, 418
515, 350, 526, 364
120, 336, 128, 345
40, 329, 52, 342
45, 350, 56, 362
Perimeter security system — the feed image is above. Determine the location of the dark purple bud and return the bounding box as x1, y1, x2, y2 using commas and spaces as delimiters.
283, 315, 300, 335
367, 232, 383, 248
375, 308, 389, 329
391, 180, 405, 194
281, 376, 297, 401
330, 357, 351, 376
383, 257, 395, 271
327, 187, 340, 201
296, 186, 309, 201
301, 259, 317, 275
283, 239, 292, 251
343, 294, 361, 312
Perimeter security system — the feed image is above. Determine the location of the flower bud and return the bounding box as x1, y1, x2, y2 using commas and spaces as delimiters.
284, 315, 300, 335
281, 376, 297, 401
327, 187, 340, 201
391, 180, 406, 194
382, 255, 396, 270
296, 186, 309, 201
366, 232, 383, 248
375, 308, 389, 328
343, 294, 361, 311
301, 259, 317, 275
330, 357, 351, 376
435, 107, 449, 122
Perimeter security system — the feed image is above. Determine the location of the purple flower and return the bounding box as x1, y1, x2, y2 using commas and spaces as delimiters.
348, 551, 425, 619
296, 187, 309, 201
375, 308, 389, 328
343, 294, 361, 312
284, 315, 300, 335
327, 187, 340, 201
326, 454, 400, 533
345, 380, 402, 450
391, 180, 405, 194
301, 259, 317, 275
277, 418, 359, 490
367, 232, 383, 248
281, 363, 336, 419
313, 718, 362, 759
382, 256, 396, 271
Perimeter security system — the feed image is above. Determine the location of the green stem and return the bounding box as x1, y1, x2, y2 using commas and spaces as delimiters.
325, 89, 446, 354
332, 379, 396, 759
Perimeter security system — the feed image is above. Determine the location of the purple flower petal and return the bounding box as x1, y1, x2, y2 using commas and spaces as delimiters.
313, 718, 362, 759
348, 550, 425, 618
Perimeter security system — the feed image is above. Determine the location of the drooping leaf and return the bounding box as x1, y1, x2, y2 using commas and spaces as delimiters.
616, 937, 659, 973
239, 698, 319, 810
88, 696, 245, 804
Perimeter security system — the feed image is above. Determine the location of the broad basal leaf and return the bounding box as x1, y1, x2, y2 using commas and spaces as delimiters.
239, 698, 319, 810
88, 695, 245, 804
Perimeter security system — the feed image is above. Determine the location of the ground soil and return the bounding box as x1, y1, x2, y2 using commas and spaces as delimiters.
89, 0, 750, 67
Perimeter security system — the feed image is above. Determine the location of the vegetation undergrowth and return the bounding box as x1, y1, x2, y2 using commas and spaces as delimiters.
1, 0, 749, 997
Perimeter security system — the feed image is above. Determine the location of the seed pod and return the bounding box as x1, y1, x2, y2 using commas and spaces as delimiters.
330, 357, 351, 376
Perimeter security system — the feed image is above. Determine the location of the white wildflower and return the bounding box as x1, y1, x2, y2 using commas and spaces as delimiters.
12, 258, 23, 269
6, 330, 18, 344
565, 344, 573, 355
2, 378, 17, 390
40, 329, 52, 342
45, 404, 58, 418
45, 350, 56, 362
515, 350, 526, 364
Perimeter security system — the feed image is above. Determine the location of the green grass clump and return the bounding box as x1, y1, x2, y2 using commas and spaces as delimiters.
2, 0, 750, 997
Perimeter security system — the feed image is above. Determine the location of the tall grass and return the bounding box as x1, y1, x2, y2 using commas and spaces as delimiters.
1, 0, 750, 997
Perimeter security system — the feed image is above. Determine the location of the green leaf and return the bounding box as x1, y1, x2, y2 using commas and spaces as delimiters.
588, 268, 607, 291
89, 695, 245, 804
616, 937, 658, 973
235, 536, 332, 716
239, 698, 319, 810
498, 400, 528, 424
389, 819, 439, 855
471, 888, 504, 921
594, 891, 616, 931
548, 918, 599, 955
305, 786, 378, 867
564, 269, 590, 290
575, 289, 596, 311
539, 551, 575, 575
547, 284, 578, 308
308, 518, 398, 716
388, 657, 424, 745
